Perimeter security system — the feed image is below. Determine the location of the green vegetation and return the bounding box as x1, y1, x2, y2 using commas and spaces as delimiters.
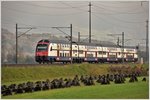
2, 63, 107, 85
2, 63, 148, 85
3, 78, 149, 99
1, 63, 149, 99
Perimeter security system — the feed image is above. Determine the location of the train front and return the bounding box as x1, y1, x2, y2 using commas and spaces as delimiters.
35, 40, 49, 64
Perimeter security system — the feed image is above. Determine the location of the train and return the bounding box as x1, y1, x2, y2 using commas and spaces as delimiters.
35, 39, 138, 64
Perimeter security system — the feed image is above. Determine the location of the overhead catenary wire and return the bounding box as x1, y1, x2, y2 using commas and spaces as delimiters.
92, 8, 146, 16
101, 14, 145, 23
92, 13, 142, 30
93, 1, 144, 9
93, 4, 146, 14
2, 1, 147, 47
92, 13, 146, 42
59, 1, 88, 12
18, 2, 88, 9
2, 19, 53, 29
2, 5, 87, 17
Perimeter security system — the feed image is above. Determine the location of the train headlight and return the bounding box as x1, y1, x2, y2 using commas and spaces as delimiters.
116, 58, 118, 60
107, 58, 109, 61
69, 58, 71, 60
95, 58, 98, 60
85, 58, 87, 60
126, 59, 128, 61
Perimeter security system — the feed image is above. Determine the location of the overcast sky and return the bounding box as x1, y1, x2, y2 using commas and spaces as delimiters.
1, 1, 149, 46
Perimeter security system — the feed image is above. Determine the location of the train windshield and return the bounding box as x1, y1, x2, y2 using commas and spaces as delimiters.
37, 44, 48, 51
126, 55, 133, 58
109, 55, 116, 58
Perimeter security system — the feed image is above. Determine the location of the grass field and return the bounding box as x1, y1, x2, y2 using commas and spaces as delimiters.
2, 63, 148, 85
1, 63, 149, 99
2, 77, 149, 99
2, 63, 112, 85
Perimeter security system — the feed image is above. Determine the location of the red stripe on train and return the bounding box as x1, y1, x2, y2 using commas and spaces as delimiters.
36, 51, 48, 56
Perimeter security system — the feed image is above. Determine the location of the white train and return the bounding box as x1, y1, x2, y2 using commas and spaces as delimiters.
35, 39, 138, 64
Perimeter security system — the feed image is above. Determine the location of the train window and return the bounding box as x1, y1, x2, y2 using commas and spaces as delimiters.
109, 55, 116, 58
66, 53, 68, 57
50, 47, 52, 51
60, 53, 63, 57
44, 40, 49, 43
98, 51, 103, 54
65, 53, 67, 57
86, 54, 93, 57
103, 51, 106, 55
126, 54, 133, 58
79, 50, 83, 54
73, 50, 77, 53
37, 44, 48, 51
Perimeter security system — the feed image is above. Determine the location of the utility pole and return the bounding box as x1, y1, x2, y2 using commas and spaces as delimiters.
70, 24, 72, 64
122, 32, 124, 64
78, 32, 80, 42
137, 43, 140, 62
89, 2, 92, 43
15, 23, 35, 64
146, 20, 149, 62
16, 24, 18, 64
107, 32, 125, 64
117, 37, 120, 46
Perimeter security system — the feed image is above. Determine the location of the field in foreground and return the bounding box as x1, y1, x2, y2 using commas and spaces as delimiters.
2, 63, 149, 99
2, 78, 149, 99
2, 63, 148, 85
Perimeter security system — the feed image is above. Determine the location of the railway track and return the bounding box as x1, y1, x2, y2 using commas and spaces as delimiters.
1, 63, 68, 67
1, 62, 131, 67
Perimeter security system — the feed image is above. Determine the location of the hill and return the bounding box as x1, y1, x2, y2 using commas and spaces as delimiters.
1, 28, 116, 64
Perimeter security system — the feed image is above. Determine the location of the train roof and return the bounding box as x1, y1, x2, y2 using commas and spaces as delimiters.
39, 39, 137, 49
